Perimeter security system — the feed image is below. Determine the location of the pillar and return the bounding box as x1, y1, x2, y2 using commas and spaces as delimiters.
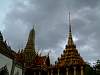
48, 71, 49, 75
34, 72, 36, 75
22, 63, 26, 75
81, 66, 84, 75
66, 68, 68, 75
10, 60, 15, 75
57, 69, 60, 75
51, 70, 53, 75
22, 68, 25, 75
39, 71, 41, 75
74, 67, 76, 75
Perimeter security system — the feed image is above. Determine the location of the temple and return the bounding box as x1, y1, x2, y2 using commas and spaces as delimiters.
0, 13, 85, 75
50, 13, 85, 75
14, 26, 50, 75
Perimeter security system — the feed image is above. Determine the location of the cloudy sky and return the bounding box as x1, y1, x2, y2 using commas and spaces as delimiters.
0, 0, 100, 64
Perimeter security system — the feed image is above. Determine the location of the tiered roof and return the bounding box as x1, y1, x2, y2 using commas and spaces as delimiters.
56, 13, 85, 68
23, 26, 36, 66
15, 26, 50, 68
0, 31, 16, 59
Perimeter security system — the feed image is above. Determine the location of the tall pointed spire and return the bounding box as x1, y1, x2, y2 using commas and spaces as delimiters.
24, 25, 36, 65
25, 25, 35, 51
56, 13, 85, 68
67, 12, 75, 47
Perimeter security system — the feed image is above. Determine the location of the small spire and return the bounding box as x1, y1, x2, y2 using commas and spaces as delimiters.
67, 12, 75, 47
18, 49, 20, 53
69, 12, 71, 33
21, 49, 23, 53
33, 24, 35, 29
32, 24, 36, 30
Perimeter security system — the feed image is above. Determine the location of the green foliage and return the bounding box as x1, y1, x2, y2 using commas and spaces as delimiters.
84, 63, 95, 75
95, 60, 100, 75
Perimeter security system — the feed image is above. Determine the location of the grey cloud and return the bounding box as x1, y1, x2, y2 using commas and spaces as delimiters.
2, 0, 100, 64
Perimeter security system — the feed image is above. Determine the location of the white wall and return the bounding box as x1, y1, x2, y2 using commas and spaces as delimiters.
0, 53, 22, 75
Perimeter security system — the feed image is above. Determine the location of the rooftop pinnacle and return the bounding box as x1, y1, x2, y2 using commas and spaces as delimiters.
67, 12, 75, 47
24, 26, 36, 65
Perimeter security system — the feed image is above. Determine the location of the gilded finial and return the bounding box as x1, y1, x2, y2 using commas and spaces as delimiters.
69, 12, 71, 33
67, 12, 75, 46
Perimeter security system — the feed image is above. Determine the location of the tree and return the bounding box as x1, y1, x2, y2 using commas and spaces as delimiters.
95, 60, 100, 75
84, 62, 95, 75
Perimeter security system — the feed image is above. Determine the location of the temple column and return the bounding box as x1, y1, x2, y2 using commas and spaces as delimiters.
10, 60, 15, 75
22, 68, 25, 75
51, 70, 53, 75
74, 67, 76, 75
81, 66, 84, 75
48, 71, 49, 75
22, 63, 25, 75
57, 69, 60, 75
39, 71, 41, 75
34, 72, 36, 75
66, 67, 68, 75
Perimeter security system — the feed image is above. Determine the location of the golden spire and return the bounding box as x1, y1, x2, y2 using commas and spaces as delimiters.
56, 13, 85, 67
24, 25, 35, 51
24, 25, 36, 65
67, 12, 75, 46
69, 12, 71, 33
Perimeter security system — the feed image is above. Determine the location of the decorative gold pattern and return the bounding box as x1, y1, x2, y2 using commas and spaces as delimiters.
56, 13, 85, 67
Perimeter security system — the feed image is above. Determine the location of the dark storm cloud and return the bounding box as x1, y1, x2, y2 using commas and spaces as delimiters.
2, 0, 100, 63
